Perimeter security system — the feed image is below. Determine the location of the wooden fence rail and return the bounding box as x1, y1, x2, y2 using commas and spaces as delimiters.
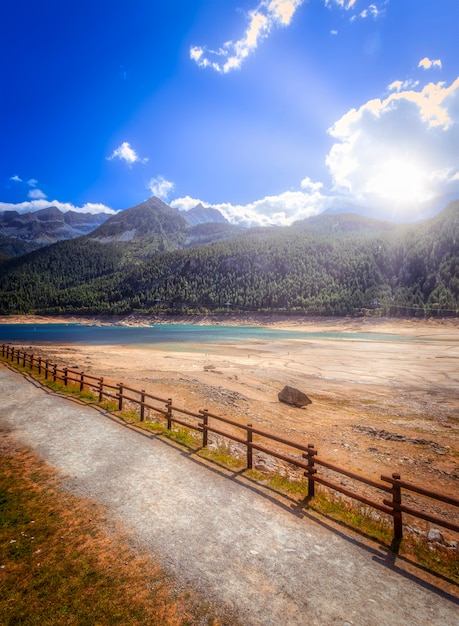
2, 343, 458, 550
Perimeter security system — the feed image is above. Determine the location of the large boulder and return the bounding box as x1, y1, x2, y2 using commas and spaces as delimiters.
278, 386, 312, 408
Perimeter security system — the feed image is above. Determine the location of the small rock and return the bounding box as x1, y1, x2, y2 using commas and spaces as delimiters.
428, 528, 447, 545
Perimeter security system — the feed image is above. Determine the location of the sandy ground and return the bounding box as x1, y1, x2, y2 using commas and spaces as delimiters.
2, 315, 458, 516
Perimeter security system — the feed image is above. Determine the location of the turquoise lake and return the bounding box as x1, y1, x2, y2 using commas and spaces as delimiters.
0, 323, 419, 347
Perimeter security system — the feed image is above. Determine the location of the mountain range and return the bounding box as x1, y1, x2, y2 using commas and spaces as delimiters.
0, 197, 457, 317
0, 199, 234, 259
0, 206, 110, 257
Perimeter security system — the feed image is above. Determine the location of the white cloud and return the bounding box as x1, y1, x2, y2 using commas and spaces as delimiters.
358, 4, 380, 19
325, 0, 349, 8
28, 188, 47, 200
146, 176, 175, 201
418, 57, 442, 70
190, 0, 305, 73
171, 182, 330, 227
300, 177, 324, 192
108, 142, 148, 165
327, 0, 386, 21
388, 79, 419, 93
7, 175, 49, 199
169, 195, 202, 212
326, 77, 459, 207
0, 200, 116, 215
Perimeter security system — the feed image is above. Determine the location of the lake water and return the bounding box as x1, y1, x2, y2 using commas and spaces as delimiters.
0, 323, 418, 349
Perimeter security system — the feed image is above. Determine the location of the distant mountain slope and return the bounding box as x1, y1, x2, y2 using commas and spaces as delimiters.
181, 203, 228, 226
293, 212, 399, 237
186, 222, 243, 247
88, 197, 188, 245
0, 233, 39, 258
0, 207, 110, 255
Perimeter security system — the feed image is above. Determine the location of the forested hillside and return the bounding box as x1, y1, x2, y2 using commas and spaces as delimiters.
0, 202, 457, 317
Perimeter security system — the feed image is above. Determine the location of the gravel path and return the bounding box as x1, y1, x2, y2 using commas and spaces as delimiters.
1, 365, 457, 626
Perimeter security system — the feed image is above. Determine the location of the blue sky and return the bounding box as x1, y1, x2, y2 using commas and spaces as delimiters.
1, 0, 458, 225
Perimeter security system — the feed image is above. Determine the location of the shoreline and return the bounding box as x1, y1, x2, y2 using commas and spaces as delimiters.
1, 313, 458, 338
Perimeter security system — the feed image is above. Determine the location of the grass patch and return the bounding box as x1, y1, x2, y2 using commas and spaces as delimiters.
165, 427, 200, 449
199, 440, 245, 470
309, 487, 393, 544
0, 444, 187, 625
40, 379, 97, 403
143, 420, 168, 434
403, 533, 459, 583
118, 409, 141, 422
141, 419, 201, 450
245, 469, 309, 497
0, 437, 241, 626
99, 399, 119, 412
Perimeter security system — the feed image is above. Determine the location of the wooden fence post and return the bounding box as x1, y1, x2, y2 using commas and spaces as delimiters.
247, 424, 253, 470
303, 444, 317, 499
200, 409, 209, 447
118, 384, 124, 411
98, 377, 104, 402
38, 357, 42, 376
166, 399, 172, 430
390, 472, 403, 550
140, 390, 145, 422
30, 354, 34, 370
53, 364, 57, 382
80, 372, 85, 392
63, 368, 68, 386
45, 360, 49, 380
22, 352, 26, 367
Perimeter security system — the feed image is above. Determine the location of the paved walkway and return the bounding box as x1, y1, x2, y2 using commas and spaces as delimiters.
1, 365, 457, 625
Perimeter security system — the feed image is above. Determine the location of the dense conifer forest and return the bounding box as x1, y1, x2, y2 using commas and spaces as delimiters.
0, 201, 457, 318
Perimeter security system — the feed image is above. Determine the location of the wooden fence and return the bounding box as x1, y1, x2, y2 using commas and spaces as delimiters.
2, 343, 458, 550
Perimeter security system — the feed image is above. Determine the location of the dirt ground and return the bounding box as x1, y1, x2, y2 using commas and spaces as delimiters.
4, 315, 458, 508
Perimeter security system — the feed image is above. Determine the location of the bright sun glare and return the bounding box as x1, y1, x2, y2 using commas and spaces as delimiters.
367, 159, 428, 204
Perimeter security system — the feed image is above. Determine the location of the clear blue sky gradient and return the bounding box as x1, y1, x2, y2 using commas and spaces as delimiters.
1, 1, 458, 225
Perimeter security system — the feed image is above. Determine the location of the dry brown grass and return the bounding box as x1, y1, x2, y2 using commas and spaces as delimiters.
0, 428, 233, 625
